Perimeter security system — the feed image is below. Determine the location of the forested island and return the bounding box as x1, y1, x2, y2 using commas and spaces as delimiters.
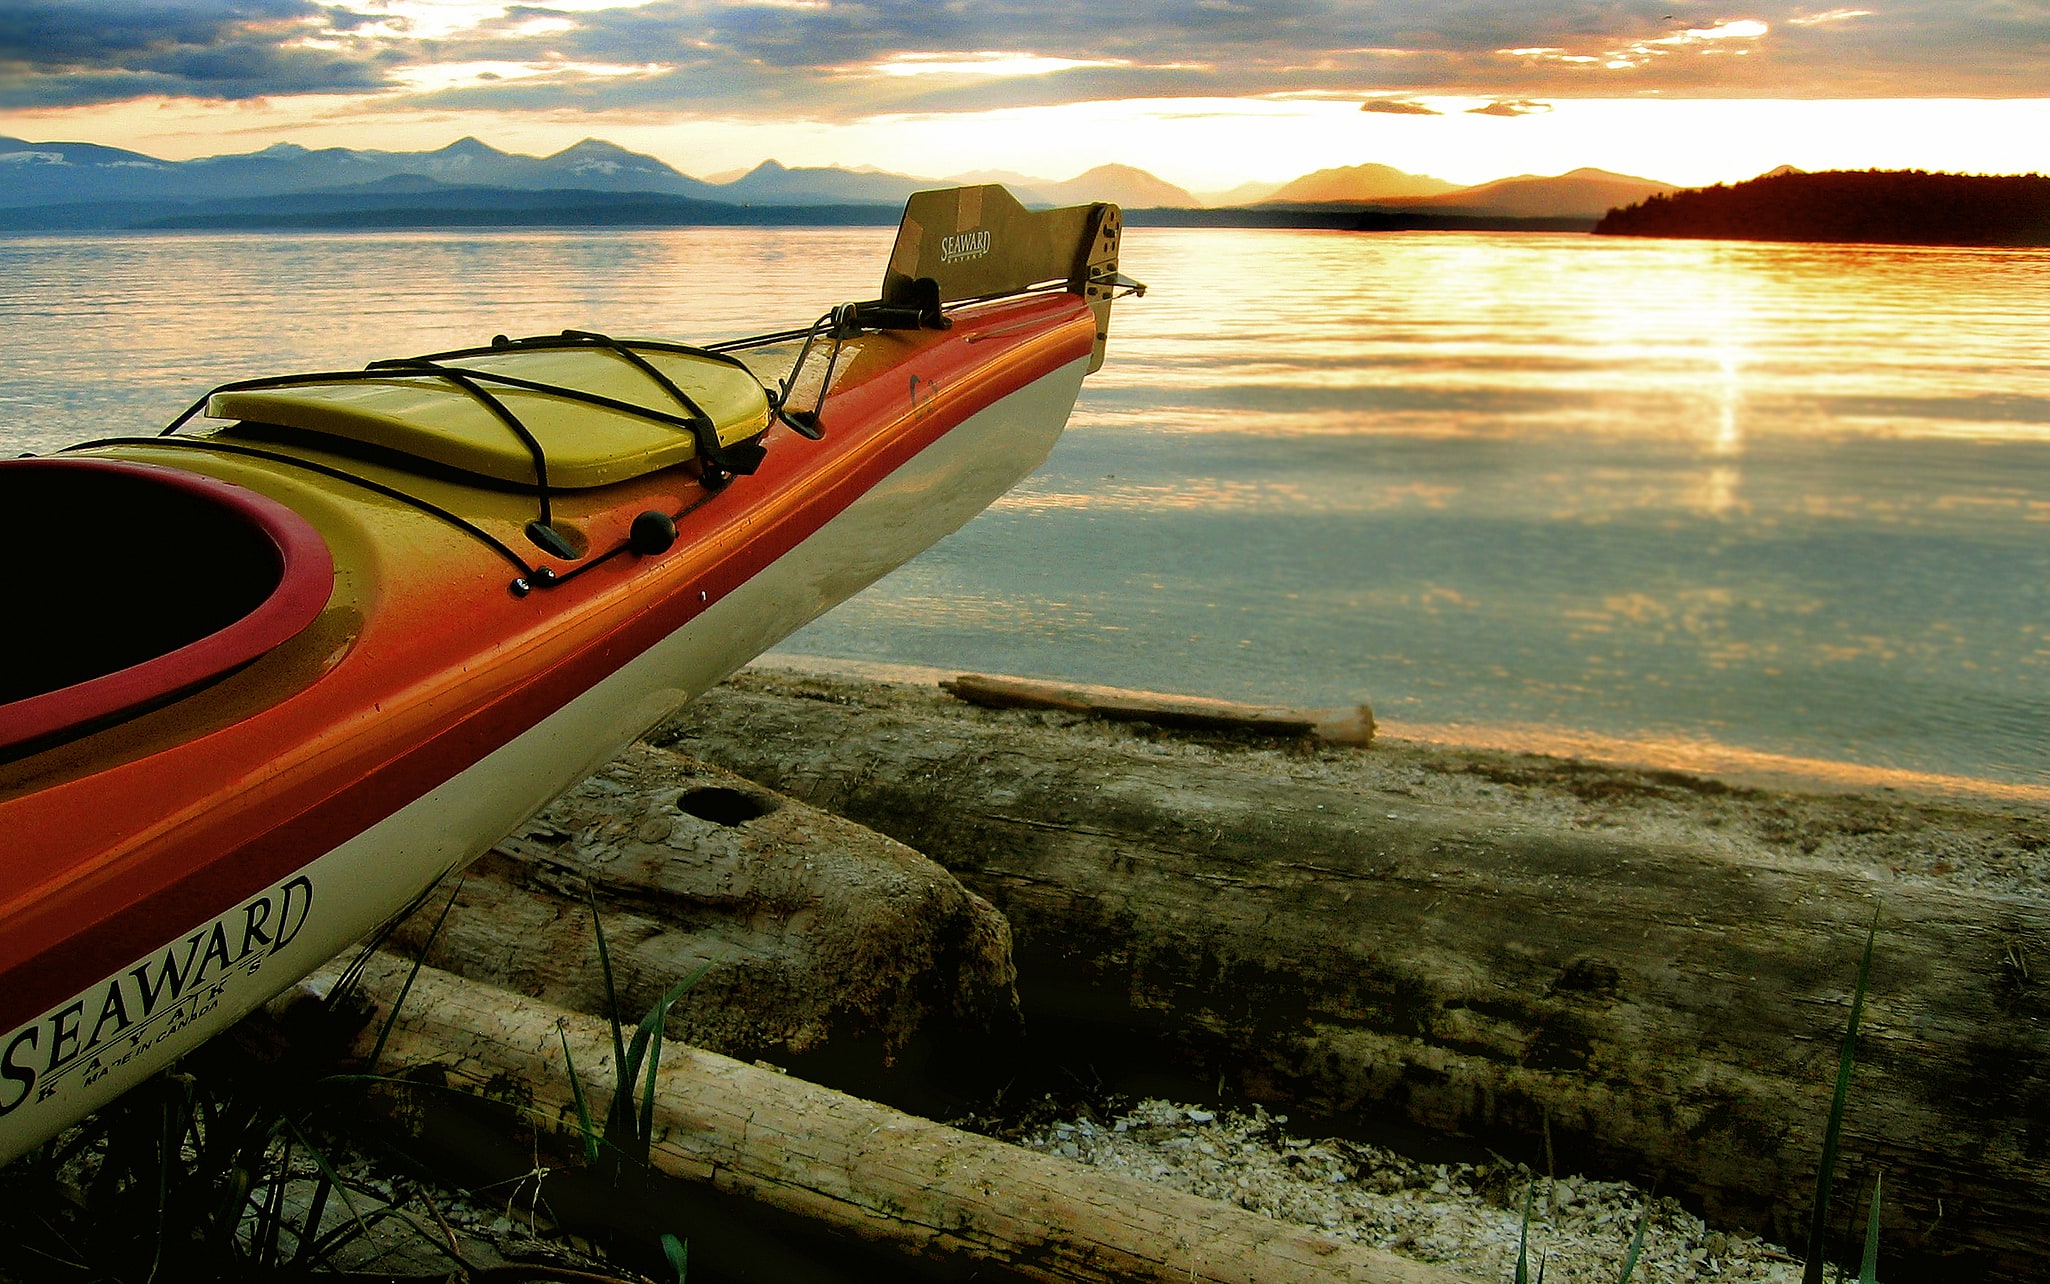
1596, 169, 2050, 246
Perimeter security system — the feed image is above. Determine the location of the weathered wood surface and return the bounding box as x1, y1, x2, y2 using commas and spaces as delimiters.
330, 954, 1462, 1284
385, 744, 1019, 1103
942, 673, 1376, 745
656, 669, 2050, 1284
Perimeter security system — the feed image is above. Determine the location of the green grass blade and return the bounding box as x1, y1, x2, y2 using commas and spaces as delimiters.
368, 878, 464, 1073
559, 1024, 601, 1164
612, 970, 707, 1158
256, 1128, 293, 1267
151, 1075, 201, 1283
1615, 1202, 1650, 1283
1803, 909, 1880, 1284
616, 1016, 655, 1150
637, 1031, 661, 1158
289, 1168, 335, 1270
1516, 1180, 1535, 1284
332, 874, 452, 1003
586, 886, 634, 1146
662, 1232, 690, 1283
1860, 1171, 1883, 1284
634, 964, 713, 1159
282, 1120, 377, 1267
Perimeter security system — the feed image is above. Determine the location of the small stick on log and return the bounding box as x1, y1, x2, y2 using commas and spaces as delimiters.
941, 673, 1375, 746
328, 955, 1454, 1284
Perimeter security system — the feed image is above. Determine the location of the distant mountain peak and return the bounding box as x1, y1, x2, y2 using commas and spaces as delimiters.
555, 138, 634, 157
748, 159, 789, 175
1557, 166, 1663, 183
1025, 164, 1200, 209
439, 136, 505, 156
1264, 163, 1461, 204
1393, 167, 1678, 219
1070, 162, 1153, 179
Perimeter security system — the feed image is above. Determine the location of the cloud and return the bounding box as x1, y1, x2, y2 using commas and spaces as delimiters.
856, 51, 1152, 81
0, 0, 398, 105
385, 57, 665, 94
1494, 17, 1773, 77
1361, 98, 1439, 115
1467, 98, 1551, 117
320, 7, 390, 34
1788, 9, 1874, 25
3, 0, 2047, 113
1, 0, 317, 62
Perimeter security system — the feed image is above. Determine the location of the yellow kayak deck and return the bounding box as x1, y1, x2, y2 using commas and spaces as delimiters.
209, 334, 771, 489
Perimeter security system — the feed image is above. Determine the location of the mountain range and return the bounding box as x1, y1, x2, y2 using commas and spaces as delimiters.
0, 135, 1676, 230
1261, 165, 1677, 221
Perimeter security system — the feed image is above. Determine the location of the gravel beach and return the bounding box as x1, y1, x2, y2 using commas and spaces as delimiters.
1009, 1098, 1807, 1283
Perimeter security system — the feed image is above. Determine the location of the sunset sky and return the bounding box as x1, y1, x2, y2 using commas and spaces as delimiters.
3, 1, 2047, 193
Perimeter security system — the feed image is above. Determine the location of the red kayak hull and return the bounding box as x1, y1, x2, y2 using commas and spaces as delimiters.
0, 290, 1097, 1160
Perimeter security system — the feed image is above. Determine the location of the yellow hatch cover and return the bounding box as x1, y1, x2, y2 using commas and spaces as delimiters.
209, 343, 772, 489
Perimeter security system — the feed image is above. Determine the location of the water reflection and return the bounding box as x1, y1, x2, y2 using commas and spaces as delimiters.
4, 226, 2047, 785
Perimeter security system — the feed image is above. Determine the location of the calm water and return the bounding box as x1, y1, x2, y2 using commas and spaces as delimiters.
5, 227, 2047, 787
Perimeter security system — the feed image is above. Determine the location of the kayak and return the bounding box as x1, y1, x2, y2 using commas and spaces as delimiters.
0, 186, 1139, 1163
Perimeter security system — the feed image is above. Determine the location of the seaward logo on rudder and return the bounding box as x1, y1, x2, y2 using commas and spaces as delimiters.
939, 229, 992, 264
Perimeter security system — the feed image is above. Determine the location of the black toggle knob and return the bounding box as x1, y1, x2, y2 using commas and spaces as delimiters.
630, 509, 678, 555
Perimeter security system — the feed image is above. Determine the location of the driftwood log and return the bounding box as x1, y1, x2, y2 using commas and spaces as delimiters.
327, 954, 1461, 1284
384, 745, 1021, 1109
655, 668, 2050, 1284
941, 673, 1376, 745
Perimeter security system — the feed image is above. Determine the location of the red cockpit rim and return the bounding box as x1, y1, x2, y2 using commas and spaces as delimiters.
0, 458, 335, 756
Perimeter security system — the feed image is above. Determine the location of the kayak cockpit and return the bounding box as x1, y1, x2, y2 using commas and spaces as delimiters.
0, 458, 334, 756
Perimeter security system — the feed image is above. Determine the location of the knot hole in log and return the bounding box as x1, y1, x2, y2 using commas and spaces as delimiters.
676, 785, 780, 826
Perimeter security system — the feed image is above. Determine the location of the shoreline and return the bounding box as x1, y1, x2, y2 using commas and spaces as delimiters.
754, 651, 2050, 806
